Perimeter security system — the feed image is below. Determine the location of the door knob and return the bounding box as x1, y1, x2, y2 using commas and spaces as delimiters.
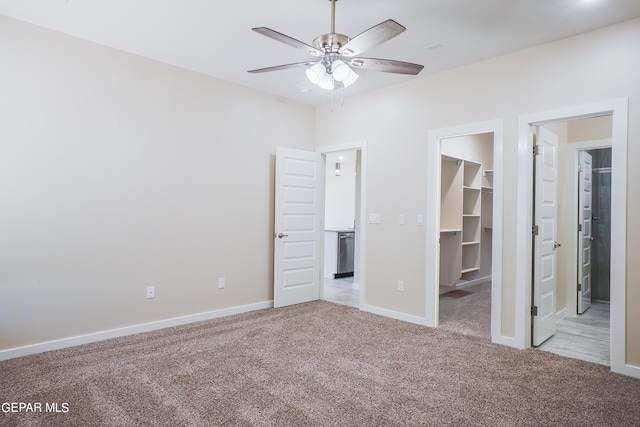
554, 241, 562, 249
277, 233, 289, 238
589, 237, 595, 241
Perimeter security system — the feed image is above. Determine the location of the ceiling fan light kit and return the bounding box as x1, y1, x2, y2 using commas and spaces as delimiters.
249, 0, 423, 94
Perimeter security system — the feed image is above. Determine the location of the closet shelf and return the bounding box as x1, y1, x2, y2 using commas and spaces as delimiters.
440, 229, 461, 234
481, 186, 493, 193
440, 153, 491, 288
484, 170, 494, 176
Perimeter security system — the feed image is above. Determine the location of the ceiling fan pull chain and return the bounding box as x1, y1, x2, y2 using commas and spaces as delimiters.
331, 81, 335, 112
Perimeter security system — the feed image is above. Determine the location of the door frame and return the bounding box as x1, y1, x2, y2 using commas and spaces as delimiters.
426, 119, 505, 343
316, 140, 368, 308
516, 98, 628, 375
570, 140, 611, 316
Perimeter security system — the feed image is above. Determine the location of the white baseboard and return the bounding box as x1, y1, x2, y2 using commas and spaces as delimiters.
555, 307, 567, 322
491, 334, 521, 348
439, 276, 491, 294
361, 304, 429, 326
0, 300, 273, 361
624, 363, 640, 379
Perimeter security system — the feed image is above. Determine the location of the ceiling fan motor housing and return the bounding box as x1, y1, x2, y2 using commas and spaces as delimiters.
313, 33, 350, 53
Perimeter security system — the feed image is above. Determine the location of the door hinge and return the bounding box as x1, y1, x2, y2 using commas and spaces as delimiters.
578, 223, 582, 232
577, 283, 582, 292
531, 306, 538, 316
532, 225, 539, 235
533, 144, 540, 156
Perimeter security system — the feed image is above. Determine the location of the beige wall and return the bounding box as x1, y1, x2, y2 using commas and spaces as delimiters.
2, 14, 639, 369
0, 17, 315, 350
568, 116, 613, 142
315, 18, 640, 366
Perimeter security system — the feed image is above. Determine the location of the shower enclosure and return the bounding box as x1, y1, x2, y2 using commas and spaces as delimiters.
588, 148, 611, 302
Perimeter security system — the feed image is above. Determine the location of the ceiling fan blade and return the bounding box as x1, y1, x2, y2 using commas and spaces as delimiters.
252, 27, 323, 57
248, 61, 315, 74
347, 57, 424, 75
339, 19, 406, 57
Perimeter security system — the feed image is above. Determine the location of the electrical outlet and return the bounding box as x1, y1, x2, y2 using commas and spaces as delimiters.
397, 280, 404, 292
218, 277, 225, 289
146, 286, 155, 299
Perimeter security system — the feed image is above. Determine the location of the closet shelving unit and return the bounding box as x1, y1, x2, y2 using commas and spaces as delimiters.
440, 155, 491, 288
482, 170, 494, 231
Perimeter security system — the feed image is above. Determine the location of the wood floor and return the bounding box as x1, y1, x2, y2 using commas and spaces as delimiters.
537, 301, 610, 366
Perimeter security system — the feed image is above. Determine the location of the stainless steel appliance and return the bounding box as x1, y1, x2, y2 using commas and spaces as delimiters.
337, 232, 355, 277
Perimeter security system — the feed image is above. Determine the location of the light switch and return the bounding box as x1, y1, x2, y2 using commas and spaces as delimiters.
368, 213, 381, 224
417, 214, 424, 226
398, 214, 405, 225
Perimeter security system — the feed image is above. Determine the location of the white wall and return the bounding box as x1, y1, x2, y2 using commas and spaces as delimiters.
314, 18, 640, 365
324, 151, 357, 230
0, 16, 315, 352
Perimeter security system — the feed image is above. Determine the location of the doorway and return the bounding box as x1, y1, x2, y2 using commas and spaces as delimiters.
531, 118, 612, 365
438, 132, 494, 339
426, 119, 504, 342
322, 149, 359, 308
273, 142, 367, 309
516, 98, 628, 375
587, 148, 612, 304
317, 141, 367, 309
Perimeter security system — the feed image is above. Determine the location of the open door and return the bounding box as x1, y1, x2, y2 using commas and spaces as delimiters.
577, 151, 593, 314
532, 126, 559, 346
273, 147, 324, 308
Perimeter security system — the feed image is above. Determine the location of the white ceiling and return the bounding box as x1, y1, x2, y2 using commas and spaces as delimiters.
2, 0, 640, 106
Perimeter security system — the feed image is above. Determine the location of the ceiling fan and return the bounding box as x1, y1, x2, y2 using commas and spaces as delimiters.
248, 0, 424, 90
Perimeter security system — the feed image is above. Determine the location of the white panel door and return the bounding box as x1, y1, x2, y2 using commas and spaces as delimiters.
532, 127, 559, 346
274, 147, 324, 308
578, 151, 593, 314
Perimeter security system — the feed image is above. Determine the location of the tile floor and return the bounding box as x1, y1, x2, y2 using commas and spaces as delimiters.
322, 276, 359, 308
537, 301, 610, 366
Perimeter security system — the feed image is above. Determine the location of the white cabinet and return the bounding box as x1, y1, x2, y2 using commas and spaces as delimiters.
324, 231, 338, 278
440, 155, 492, 288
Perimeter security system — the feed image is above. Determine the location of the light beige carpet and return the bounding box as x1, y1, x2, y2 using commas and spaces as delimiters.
2, 300, 639, 426
439, 281, 492, 339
